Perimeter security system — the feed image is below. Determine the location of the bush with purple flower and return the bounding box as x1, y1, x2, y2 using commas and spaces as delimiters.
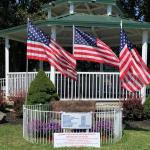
90, 119, 113, 137
27, 119, 61, 136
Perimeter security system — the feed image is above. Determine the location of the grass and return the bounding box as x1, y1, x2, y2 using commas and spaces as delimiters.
0, 124, 150, 150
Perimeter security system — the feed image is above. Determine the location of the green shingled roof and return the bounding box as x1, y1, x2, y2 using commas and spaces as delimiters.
0, 13, 150, 46
0, 13, 150, 37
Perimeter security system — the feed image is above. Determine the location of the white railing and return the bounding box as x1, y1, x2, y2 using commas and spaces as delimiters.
0, 72, 142, 100
23, 104, 122, 145
0, 78, 6, 96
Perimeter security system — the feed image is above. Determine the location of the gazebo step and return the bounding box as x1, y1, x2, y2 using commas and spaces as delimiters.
96, 101, 122, 109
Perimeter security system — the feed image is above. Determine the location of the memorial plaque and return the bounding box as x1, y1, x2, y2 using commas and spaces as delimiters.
61, 112, 92, 129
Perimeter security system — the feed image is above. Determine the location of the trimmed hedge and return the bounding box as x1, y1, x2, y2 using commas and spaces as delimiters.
144, 96, 150, 120
27, 70, 59, 105
123, 96, 144, 121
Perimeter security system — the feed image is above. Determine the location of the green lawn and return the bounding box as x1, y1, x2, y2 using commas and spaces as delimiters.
0, 124, 150, 150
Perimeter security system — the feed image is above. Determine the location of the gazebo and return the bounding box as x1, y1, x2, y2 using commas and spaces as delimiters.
0, 0, 149, 103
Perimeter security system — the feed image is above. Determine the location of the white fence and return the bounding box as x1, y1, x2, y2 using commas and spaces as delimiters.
23, 104, 122, 145
3, 72, 141, 100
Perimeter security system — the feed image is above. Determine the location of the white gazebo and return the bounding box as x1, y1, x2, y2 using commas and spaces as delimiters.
0, 0, 149, 103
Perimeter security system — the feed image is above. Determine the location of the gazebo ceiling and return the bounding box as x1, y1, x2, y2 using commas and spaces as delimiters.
42, 0, 124, 17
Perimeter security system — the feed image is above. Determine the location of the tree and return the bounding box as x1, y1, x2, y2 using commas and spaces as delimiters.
0, 0, 52, 77
119, 0, 144, 21
27, 70, 59, 105
143, 0, 150, 21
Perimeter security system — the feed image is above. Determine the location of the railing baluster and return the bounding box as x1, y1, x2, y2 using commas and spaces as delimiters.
64, 77, 66, 99
85, 74, 87, 99
99, 74, 101, 99
78, 74, 80, 100
96, 74, 97, 99
75, 79, 77, 100
82, 74, 83, 100
89, 74, 91, 99
67, 77, 69, 99
102, 74, 104, 99
60, 74, 62, 99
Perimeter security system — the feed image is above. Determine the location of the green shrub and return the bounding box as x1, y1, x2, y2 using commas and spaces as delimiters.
144, 96, 150, 120
27, 70, 59, 105
123, 96, 144, 121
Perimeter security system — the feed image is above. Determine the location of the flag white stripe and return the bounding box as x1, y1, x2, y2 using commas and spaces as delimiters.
74, 44, 117, 56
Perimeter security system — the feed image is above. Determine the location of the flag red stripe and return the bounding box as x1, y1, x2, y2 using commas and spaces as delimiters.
74, 54, 119, 67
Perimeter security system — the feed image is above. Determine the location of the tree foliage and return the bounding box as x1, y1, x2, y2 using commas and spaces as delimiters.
143, 0, 150, 21
119, 0, 144, 21
0, 0, 52, 77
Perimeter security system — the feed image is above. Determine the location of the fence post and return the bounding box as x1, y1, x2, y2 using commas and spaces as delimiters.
113, 109, 122, 142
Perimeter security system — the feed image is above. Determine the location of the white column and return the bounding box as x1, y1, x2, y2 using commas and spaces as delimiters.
39, 62, 43, 70
107, 5, 112, 16
39, 7, 52, 71
50, 26, 56, 85
5, 37, 10, 97
141, 30, 148, 104
69, 2, 74, 14
105, 5, 112, 72
48, 7, 52, 19
100, 64, 103, 72
47, 6, 56, 85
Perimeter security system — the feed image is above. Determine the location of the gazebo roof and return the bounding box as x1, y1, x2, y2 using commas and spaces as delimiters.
0, 13, 150, 46
0, 0, 150, 47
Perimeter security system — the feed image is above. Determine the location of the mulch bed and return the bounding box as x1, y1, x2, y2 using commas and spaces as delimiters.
125, 120, 150, 130
50, 100, 96, 112
0, 112, 22, 124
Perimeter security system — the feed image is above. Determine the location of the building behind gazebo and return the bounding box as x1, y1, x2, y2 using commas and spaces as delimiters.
0, 0, 150, 103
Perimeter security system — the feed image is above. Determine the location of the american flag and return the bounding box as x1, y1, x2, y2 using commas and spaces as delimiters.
73, 27, 119, 67
119, 29, 150, 92
27, 21, 77, 80
27, 21, 49, 61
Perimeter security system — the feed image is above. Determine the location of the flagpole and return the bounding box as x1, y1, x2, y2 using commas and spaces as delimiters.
25, 18, 29, 105
119, 20, 122, 105
71, 25, 75, 100
73, 25, 75, 55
